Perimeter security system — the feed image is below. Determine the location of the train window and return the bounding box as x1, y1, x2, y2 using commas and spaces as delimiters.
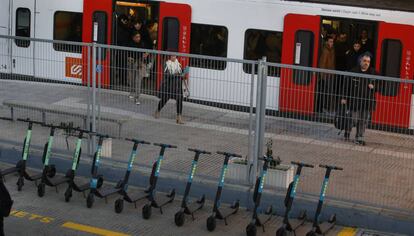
293, 30, 314, 85
93, 11, 108, 59
190, 23, 228, 70
243, 29, 283, 76
53, 11, 83, 53
15, 8, 31, 48
379, 39, 402, 97
162, 17, 179, 51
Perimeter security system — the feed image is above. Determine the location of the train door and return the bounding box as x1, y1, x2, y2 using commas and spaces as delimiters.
156, 2, 191, 89
279, 14, 320, 115
373, 22, 414, 128
0, 0, 11, 74
11, 0, 34, 76
82, 0, 112, 86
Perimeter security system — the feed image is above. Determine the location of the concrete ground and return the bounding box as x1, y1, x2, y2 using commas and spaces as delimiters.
0, 80, 413, 234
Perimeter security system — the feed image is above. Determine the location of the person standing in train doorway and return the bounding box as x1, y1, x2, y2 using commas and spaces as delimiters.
317, 36, 336, 113
154, 52, 186, 124
341, 53, 377, 145
127, 31, 149, 105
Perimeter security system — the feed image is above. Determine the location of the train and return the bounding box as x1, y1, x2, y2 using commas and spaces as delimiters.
0, 0, 413, 129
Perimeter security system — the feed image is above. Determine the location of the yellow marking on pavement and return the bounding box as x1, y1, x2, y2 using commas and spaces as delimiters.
62, 222, 130, 236
9, 209, 55, 223
338, 227, 358, 236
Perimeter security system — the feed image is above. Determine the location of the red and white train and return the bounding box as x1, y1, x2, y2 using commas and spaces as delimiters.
0, 0, 413, 129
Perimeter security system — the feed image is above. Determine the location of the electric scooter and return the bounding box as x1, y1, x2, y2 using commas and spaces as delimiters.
37, 127, 93, 197
142, 143, 177, 219
245, 156, 276, 236
86, 134, 119, 208
0, 118, 53, 191
174, 148, 211, 226
206, 151, 242, 232
114, 138, 151, 213
64, 131, 103, 202
37, 123, 67, 197
306, 164, 343, 236
276, 161, 314, 236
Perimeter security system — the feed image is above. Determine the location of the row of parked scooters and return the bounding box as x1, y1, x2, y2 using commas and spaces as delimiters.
0, 118, 343, 236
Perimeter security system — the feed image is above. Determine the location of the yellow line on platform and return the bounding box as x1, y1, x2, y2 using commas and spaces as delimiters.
337, 227, 358, 236
62, 222, 131, 236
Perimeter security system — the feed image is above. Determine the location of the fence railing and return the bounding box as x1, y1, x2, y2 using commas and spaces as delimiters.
1, 35, 414, 213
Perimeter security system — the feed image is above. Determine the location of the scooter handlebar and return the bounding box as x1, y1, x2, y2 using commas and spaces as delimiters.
319, 164, 343, 170
291, 161, 314, 168
17, 118, 44, 125
125, 138, 151, 145
42, 123, 68, 129
217, 151, 242, 158
95, 133, 114, 139
188, 148, 211, 155
153, 143, 177, 149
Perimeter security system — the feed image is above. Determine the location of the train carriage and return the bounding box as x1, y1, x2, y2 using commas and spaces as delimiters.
0, 0, 413, 129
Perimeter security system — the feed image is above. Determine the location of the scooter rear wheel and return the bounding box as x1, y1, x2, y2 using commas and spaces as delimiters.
246, 223, 257, 236
174, 211, 185, 226
142, 204, 152, 219
206, 216, 216, 232
114, 199, 124, 214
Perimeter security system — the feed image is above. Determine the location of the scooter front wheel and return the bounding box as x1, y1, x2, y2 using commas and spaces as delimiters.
37, 183, 45, 197
86, 193, 94, 208
206, 216, 216, 232
174, 211, 185, 227
276, 227, 287, 236
142, 204, 152, 219
246, 222, 257, 236
114, 199, 124, 214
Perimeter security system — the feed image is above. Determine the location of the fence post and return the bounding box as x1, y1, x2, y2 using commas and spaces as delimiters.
86, 44, 92, 155
254, 57, 267, 178
247, 62, 256, 186
91, 42, 97, 152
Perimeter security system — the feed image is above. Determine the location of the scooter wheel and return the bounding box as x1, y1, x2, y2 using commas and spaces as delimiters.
276, 227, 287, 236
47, 165, 56, 178
206, 216, 216, 232
86, 193, 94, 208
64, 188, 72, 202
114, 199, 124, 214
16, 177, 24, 191
142, 204, 152, 219
37, 183, 45, 197
174, 211, 185, 227
306, 231, 317, 236
246, 223, 257, 236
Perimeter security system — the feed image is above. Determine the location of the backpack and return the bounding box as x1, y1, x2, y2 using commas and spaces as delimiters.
334, 103, 352, 134
0, 180, 13, 217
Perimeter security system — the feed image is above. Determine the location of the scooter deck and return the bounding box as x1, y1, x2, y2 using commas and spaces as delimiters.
151, 190, 175, 208
316, 221, 336, 235
72, 181, 90, 192
94, 186, 121, 198
46, 176, 69, 187
124, 191, 149, 203
24, 171, 42, 181
0, 167, 18, 176
216, 205, 239, 220
185, 199, 205, 213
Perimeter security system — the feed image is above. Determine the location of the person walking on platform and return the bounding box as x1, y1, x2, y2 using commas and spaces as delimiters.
154, 53, 186, 124
341, 53, 377, 145
0, 178, 13, 236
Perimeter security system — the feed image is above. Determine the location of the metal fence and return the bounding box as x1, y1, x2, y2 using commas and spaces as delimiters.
1, 35, 414, 214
